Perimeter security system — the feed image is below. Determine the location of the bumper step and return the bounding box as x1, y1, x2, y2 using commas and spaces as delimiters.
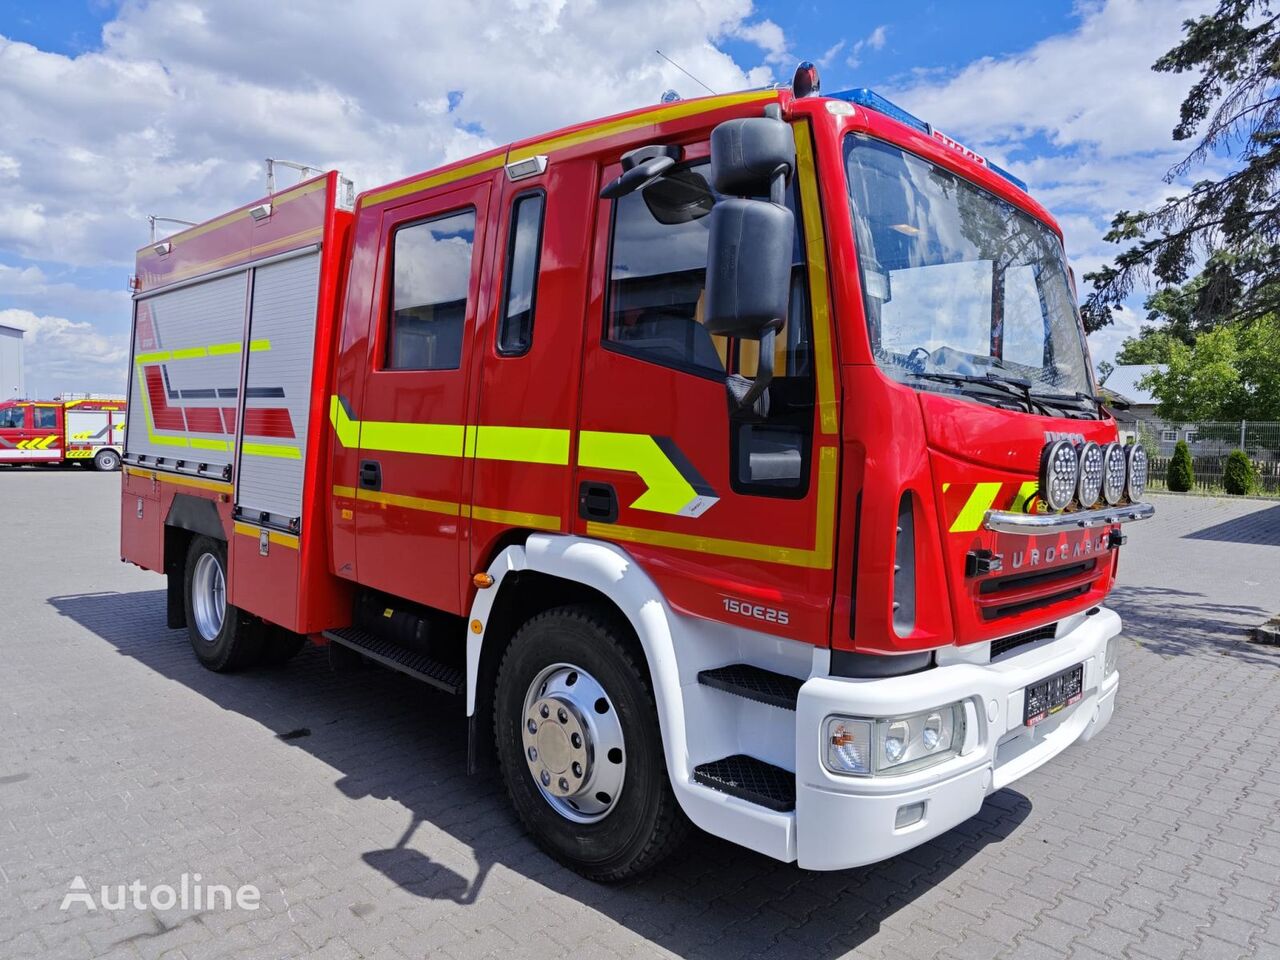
322, 627, 462, 695
693, 755, 796, 812
697, 664, 802, 710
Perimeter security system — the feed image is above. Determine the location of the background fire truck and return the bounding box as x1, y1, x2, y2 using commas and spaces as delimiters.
0, 397, 125, 470
120, 64, 1152, 881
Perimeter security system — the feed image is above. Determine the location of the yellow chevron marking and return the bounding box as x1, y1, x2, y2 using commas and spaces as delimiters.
950, 482, 1004, 533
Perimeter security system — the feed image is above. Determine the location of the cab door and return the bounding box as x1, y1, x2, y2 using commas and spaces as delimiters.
351, 182, 491, 614
574, 132, 839, 642
0, 403, 31, 463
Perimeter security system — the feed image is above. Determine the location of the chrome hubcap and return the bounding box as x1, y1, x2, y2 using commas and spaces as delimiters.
191, 552, 226, 642
522, 663, 625, 822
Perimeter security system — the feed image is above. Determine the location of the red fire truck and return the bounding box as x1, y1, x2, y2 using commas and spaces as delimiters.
1, 398, 125, 470
120, 65, 1153, 880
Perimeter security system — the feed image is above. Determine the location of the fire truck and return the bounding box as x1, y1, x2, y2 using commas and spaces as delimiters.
120, 64, 1153, 880
0, 397, 125, 470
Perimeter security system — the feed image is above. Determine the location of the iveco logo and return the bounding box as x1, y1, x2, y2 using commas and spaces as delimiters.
1045, 430, 1085, 446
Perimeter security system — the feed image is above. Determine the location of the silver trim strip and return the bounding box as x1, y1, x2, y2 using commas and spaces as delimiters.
983, 501, 1155, 535
133, 243, 321, 300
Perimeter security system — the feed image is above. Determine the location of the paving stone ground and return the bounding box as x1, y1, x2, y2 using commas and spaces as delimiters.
1, 471, 1278, 960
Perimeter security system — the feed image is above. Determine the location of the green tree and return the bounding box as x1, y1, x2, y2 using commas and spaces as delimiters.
1083, 1, 1280, 333
1224, 449, 1258, 493
1167, 440, 1195, 492
1139, 312, 1280, 419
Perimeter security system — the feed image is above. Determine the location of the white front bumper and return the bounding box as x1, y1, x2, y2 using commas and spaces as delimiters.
794, 607, 1122, 870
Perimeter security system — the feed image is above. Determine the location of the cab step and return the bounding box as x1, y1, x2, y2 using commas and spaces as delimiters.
697, 664, 802, 710
693, 755, 796, 812
322, 627, 463, 695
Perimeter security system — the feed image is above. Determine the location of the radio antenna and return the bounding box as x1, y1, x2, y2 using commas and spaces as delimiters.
656, 50, 717, 95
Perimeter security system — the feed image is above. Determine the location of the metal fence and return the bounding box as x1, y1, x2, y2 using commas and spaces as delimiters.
1130, 420, 1280, 495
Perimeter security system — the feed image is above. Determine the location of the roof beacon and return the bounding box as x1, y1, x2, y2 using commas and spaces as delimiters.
793, 61, 820, 98
831, 87, 1028, 192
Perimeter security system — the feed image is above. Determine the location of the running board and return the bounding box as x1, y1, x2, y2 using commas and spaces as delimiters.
693, 755, 796, 812
322, 627, 463, 695
697, 664, 802, 710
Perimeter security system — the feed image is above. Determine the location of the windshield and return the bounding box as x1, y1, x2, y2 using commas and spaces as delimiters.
844, 135, 1093, 408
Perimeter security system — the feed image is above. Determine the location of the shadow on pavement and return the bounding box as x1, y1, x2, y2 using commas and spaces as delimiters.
1183, 502, 1280, 546
50, 588, 1033, 959
1108, 583, 1280, 667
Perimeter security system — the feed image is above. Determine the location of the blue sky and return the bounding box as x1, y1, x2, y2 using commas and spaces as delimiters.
0, 0, 1209, 397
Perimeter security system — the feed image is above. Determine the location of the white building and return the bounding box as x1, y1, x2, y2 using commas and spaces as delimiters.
0, 323, 24, 400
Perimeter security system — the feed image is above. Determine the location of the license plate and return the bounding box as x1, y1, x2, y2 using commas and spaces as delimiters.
1023, 663, 1083, 727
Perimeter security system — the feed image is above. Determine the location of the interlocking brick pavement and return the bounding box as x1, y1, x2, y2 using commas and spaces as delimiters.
1, 471, 1278, 959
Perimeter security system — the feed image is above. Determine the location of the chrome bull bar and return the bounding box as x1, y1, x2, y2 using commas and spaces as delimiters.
983, 501, 1155, 536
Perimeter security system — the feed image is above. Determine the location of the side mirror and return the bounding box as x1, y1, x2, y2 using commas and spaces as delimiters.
704, 112, 795, 411
599, 155, 675, 200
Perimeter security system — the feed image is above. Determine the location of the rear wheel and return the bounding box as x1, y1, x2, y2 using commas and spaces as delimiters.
92, 448, 121, 471
494, 605, 689, 882
183, 536, 264, 671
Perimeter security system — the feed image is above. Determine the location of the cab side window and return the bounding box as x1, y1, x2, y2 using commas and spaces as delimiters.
33, 407, 57, 429
497, 192, 545, 356
604, 159, 815, 496
386, 209, 476, 371
0, 406, 26, 428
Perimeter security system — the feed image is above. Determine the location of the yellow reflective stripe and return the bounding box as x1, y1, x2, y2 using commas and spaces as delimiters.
243, 442, 302, 460
588, 446, 837, 568
233, 522, 299, 549
471, 425, 570, 465
363, 154, 507, 207
363, 419, 464, 458
329, 396, 361, 449
577, 431, 697, 516
508, 91, 777, 164
1010, 480, 1040, 513
135, 178, 325, 252
135, 340, 271, 365
793, 120, 838, 436
463, 504, 561, 531
190, 438, 230, 451
951, 482, 1004, 533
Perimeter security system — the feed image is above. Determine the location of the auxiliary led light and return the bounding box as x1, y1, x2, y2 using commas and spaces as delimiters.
1076, 442, 1104, 508
1039, 439, 1079, 511
1126, 445, 1149, 502
1101, 442, 1127, 505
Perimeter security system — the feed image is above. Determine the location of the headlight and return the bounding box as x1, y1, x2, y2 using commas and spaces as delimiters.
823, 703, 965, 777
1125, 445, 1148, 502
1076, 441, 1103, 508
1101, 442, 1126, 505
1039, 439, 1078, 511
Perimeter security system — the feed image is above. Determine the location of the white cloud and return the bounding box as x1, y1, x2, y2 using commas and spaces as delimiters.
0, 309, 129, 397
847, 25, 888, 68
0, 0, 788, 393
888, 0, 1213, 368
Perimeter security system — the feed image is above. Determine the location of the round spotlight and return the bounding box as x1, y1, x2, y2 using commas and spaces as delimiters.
1076, 442, 1104, 508
883, 720, 909, 764
1039, 439, 1079, 511
1101, 442, 1126, 505
1126, 444, 1148, 502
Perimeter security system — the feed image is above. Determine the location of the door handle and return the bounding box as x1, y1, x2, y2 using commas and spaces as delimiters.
578, 481, 618, 523
359, 459, 382, 491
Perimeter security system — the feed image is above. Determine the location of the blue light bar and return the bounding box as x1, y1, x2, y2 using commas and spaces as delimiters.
830, 87, 1028, 193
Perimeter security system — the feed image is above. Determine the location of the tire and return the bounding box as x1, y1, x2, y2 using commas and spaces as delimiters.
183, 536, 264, 672
494, 604, 690, 882
259, 626, 306, 667
93, 448, 121, 471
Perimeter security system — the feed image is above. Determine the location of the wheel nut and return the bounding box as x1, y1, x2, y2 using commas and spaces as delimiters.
527, 719, 537, 734
571, 733, 582, 749
557, 707, 568, 724
572, 762, 582, 777
559, 777, 569, 792
539, 704, 549, 719
540, 770, 551, 786
527, 747, 537, 761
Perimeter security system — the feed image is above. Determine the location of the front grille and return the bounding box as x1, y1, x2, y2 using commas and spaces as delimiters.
979, 560, 1096, 595
990, 623, 1058, 660
982, 584, 1090, 620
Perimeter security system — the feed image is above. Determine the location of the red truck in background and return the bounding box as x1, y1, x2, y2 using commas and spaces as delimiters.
0, 398, 125, 470
119, 64, 1154, 881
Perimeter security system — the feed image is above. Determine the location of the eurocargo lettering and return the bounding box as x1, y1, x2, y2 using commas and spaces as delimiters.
118, 63, 1154, 881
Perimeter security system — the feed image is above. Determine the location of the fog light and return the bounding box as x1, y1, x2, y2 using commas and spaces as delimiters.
1104, 635, 1119, 677
895, 801, 926, 829
824, 717, 871, 775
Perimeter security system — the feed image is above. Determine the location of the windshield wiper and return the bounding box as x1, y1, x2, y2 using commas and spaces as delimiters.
910, 371, 1051, 416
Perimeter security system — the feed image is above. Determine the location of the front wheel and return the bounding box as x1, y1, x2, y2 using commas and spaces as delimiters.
494, 605, 689, 882
183, 536, 263, 672
93, 448, 121, 471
